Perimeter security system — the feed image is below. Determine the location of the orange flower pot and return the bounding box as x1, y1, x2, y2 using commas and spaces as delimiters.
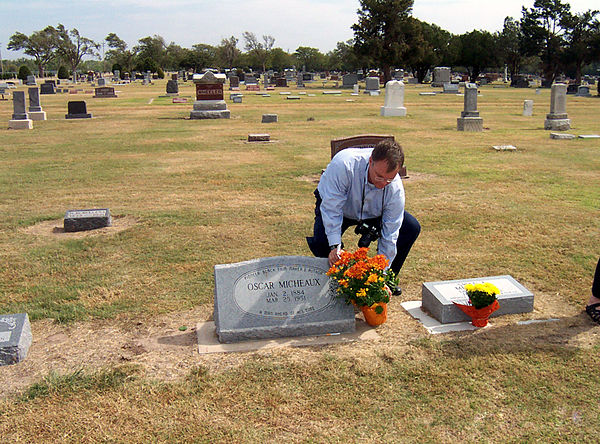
453, 299, 500, 327
361, 303, 387, 326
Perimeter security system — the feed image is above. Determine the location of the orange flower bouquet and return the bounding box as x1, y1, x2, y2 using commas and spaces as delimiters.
326, 247, 397, 325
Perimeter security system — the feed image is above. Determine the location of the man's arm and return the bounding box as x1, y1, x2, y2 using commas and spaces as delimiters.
317, 161, 351, 248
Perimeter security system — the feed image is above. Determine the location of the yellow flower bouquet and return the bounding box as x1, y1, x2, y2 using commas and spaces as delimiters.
464, 282, 500, 309
326, 247, 397, 315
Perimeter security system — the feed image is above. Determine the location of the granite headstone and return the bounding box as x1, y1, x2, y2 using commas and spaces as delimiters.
422, 275, 534, 324
64, 208, 111, 232
0, 313, 32, 366
65, 101, 92, 119
214, 256, 355, 342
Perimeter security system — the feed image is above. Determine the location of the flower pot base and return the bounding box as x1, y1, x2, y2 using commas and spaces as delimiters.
453, 300, 500, 327
361, 303, 387, 326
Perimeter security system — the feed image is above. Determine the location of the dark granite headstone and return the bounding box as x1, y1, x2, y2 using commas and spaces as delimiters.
40, 83, 56, 94
64, 208, 111, 232
214, 256, 355, 342
93, 86, 117, 98
11, 91, 28, 120
166, 80, 179, 94
65, 101, 92, 119
0, 313, 32, 366
566, 84, 579, 94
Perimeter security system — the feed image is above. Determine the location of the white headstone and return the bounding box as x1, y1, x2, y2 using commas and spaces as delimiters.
380, 80, 406, 117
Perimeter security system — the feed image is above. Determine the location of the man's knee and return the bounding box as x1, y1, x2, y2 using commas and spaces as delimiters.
400, 212, 421, 243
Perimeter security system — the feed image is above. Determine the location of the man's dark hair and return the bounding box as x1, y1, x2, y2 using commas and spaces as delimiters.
371, 140, 404, 172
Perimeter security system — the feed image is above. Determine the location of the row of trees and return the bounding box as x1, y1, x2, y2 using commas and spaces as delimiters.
6, 0, 600, 85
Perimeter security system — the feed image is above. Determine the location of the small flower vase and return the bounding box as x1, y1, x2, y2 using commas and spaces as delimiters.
361, 303, 387, 326
453, 299, 500, 327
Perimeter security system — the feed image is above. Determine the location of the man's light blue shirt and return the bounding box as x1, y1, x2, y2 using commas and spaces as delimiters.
317, 148, 405, 262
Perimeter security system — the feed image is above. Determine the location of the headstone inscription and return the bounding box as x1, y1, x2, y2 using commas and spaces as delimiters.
544, 83, 570, 131
27, 87, 47, 121
380, 80, 407, 117
0, 313, 32, 366
190, 71, 230, 119
64, 208, 111, 232
93, 87, 118, 98
457, 83, 483, 132
8, 91, 33, 130
213, 256, 355, 342
65, 101, 92, 119
421, 275, 534, 324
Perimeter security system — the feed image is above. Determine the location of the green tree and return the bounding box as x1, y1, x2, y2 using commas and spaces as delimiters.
294, 46, 326, 71
352, 0, 414, 82
329, 39, 362, 72
455, 29, 498, 82
8, 26, 59, 77
496, 17, 525, 81
190, 44, 217, 71
57, 65, 70, 79
105, 33, 135, 75
562, 9, 600, 84
404, 19, 452, 83
242, 32, 275, 72
520, 0, 571, 86
216, 36, 240, 70
17, 65, 32, 81
134, 35, 167, 72
269, 48, 293, 71
55, 24, 99, 77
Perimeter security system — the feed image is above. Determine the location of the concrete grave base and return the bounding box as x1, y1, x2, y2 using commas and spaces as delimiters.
421, 275, 534, 324
197, 318, 379, 354
544, 118, 571, 131
457, 117, 483, 132
550, 133, 576, 140
28, 111, 47, 121
380, 106, 407, 117
9, 119, 33, 129
190, 110, 230, 119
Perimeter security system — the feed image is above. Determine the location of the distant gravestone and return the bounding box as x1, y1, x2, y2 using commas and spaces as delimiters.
64, 208, 111, 232
28, 87, 46, 121
232, 95, 242, 103
245, 74, 257, 85
380, 80, 406, 117
8, 91, 33, 130
523, 100, 533, 116
296, 74, 304, 88
190, 71, 230, 119
40, 83, 56, 95
422, 275, 534, 324
93, 86, 117, 98
544, 83, 570, 131
575, 85, 591, 97
65, 101, 92, 119
364, 77, 380, 93
566, 84, 578, 94
248, 134, 270, 142
26, 75, 36, 86
443, 82, 459, 94
457, 83, 483, 132
342, 73, 358, 88
166, 79, 179, 95
432, 67, 450, 87
97, 78, 106, 87
262, 114, 278, 123
275, 78, 288, 88
0, 313, 32, 366
229, 76, 239, 89
213, 256, 355, 342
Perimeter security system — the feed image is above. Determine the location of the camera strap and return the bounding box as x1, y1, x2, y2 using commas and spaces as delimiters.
360, 163, 385, 224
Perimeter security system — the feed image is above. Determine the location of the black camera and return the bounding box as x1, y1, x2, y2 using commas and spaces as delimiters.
355, 221, 380, 248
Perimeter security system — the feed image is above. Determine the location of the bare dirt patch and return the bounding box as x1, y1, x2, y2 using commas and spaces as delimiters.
22, 215, 138, 239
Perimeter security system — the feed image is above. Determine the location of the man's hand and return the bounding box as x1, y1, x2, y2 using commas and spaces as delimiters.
328, 246, 342, 267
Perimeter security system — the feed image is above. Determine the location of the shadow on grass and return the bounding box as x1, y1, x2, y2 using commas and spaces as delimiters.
437, 312, 598, 358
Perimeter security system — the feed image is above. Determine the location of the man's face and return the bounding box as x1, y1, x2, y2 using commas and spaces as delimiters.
368, 158, 399, 189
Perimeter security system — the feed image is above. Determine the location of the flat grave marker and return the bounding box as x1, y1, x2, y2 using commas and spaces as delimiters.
0, 313, 32, 366
421, 275, 534, 324
214, 256, 355, 343
64, 208, 111, 232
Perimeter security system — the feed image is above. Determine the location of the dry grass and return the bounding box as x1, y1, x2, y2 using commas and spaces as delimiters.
0, 79, 599, 442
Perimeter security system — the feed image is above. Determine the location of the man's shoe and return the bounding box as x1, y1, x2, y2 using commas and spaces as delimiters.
389, 283, 402, 296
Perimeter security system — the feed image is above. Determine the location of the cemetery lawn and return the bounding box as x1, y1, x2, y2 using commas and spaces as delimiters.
1, 80, 599, 442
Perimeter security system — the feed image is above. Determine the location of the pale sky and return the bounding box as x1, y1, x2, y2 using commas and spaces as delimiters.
2, 0, 598, 59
